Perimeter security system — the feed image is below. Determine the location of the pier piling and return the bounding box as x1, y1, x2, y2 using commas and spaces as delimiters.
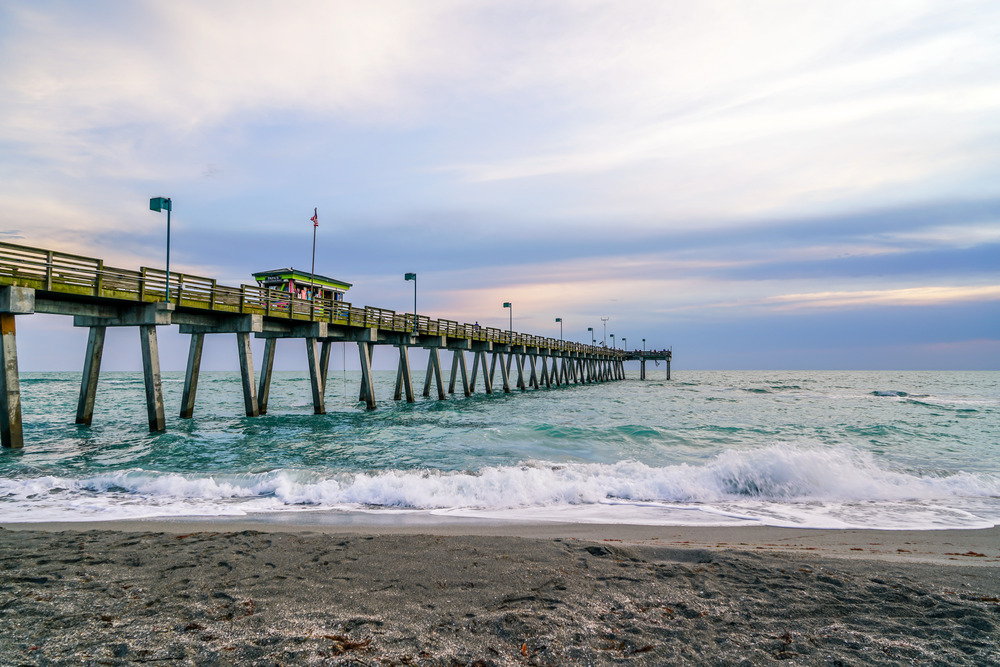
257, 338, 277, 415
179, 332, 204, 419
319, 340, 332, 395
490, 352, 511, 393
139, 325, 166, 432
75, 326, 106, 426
306, 338, 325, 414
0, 313, 23, 448
236, 332, 259, 417
393, 345, 415, 403
358, 342, 376, 410
477, 351, 493, 394
423, 348, 446, 400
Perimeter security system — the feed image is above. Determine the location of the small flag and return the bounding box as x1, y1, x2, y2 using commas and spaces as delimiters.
311, 208, 318, 227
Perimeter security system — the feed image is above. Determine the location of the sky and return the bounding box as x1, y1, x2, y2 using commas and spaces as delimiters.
1, 0, 998, 372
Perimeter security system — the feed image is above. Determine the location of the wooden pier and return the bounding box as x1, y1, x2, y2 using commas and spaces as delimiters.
0, 241, 670, 448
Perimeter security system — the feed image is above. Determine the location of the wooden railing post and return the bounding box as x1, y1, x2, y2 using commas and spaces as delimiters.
45, 251, 53, 291
139, 267, 147, 301
94, 259, 104, 297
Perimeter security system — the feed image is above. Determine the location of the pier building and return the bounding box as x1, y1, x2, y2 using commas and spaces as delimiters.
252, 268, 351, 303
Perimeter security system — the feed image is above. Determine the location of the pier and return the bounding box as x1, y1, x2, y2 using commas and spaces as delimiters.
0, 241, 670, 448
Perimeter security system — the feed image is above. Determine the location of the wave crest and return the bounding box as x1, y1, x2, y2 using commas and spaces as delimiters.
3, 445, 997, 520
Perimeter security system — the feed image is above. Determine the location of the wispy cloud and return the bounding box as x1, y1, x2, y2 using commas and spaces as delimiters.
764, 285, 1000, 310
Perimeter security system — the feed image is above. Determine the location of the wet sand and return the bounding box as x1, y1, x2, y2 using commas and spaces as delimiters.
1, 521, 998, 665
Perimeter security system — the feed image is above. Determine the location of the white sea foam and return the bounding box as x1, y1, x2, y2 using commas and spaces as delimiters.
2, 445, 998, 528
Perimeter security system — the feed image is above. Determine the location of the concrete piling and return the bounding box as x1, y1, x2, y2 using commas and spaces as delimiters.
306, 338, 325, 414
0, 314, 23, 448
237, 331, 259, 417
257, 338, 276, 415
139, 324, 166, 432
393, 345, 415, 403
358, 342, 376, 410
76, 326, 106, 426
179, 332, 204, 419
423, 347, 446, 400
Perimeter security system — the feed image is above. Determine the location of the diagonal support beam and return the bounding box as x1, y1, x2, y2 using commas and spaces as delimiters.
513, 353, 526, 391
139, 324, 166, 432
475, 351, 493, 394
237, 331, 259, 417
491, 352, 510, 393
257, 337, 276, 415
422, 348, 446, 400
179, 332, 204, 419
76, 325, 106, 425
448, 351, 459, 395
306, 338, 325, 414
358, 342, 376, 409
469, 350, 479, 393
319, 340, 332, 395
394, 345, 415, 403
456, 350, 470, 397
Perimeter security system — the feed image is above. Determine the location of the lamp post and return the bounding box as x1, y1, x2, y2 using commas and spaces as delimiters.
149, 197, 172, 302
642, 338, 646, 354
610, 333, 615, 349
404, 273, 417, 333
601, 317, 609, 345
555, 317, 563, 342
310, 208, 318, 301
622, 337, 627, 351
588, 327, 594, 345
503, 302, 512, 340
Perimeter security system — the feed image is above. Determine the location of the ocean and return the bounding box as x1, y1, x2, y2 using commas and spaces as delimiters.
1, 369, 998, 530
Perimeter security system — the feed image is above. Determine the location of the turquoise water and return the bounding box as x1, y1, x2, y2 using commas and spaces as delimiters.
2, 370, 998, 529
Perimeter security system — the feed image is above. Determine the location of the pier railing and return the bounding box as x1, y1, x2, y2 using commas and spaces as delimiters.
0, 241, 618, 355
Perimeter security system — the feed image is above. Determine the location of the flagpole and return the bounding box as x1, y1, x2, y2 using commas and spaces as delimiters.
310, 207, 317, 302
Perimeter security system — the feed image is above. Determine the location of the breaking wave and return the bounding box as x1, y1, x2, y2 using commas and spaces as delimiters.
2, 444, 998, 528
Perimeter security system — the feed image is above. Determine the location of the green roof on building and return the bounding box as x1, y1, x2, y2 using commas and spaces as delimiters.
252, 268, 352, 291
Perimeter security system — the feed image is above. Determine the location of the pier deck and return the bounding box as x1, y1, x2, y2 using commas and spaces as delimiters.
0, 241, 669, 448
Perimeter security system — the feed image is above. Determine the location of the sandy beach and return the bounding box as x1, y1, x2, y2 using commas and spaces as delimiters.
1, 520, 998, 665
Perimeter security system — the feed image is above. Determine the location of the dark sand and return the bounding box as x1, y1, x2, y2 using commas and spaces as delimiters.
1, 521, 998, 665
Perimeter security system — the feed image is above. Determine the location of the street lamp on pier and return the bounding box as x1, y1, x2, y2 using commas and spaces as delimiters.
404, 273, 417, 333
587, 327, 594, 345
610, 333, 616, 349
503, 302, 512, 340
149, 197, 172, 302
555, 317, 563, 342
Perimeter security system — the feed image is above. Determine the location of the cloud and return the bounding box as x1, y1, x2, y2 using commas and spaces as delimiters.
2, 1, 1000, 370
431, 1, 1000, 222
1, 1, 459, 128
763, 284, 1000, 310
868, 222, 1000, 248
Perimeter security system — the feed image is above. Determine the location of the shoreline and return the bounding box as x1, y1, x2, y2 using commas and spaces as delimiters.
3, 515, 999, 567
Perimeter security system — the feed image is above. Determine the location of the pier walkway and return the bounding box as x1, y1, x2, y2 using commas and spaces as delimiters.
0, 241, 670, 448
